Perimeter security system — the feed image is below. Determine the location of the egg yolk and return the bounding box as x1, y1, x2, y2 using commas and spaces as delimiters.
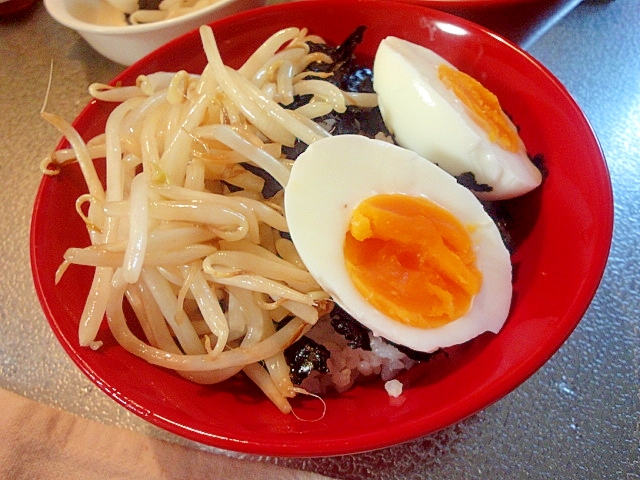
438, 64, 520, 153
344, 193, 482, 329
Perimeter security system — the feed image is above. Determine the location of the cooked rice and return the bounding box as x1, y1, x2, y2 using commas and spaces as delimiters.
300, 316, 416, 394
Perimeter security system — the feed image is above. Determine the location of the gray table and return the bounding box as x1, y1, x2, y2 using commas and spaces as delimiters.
1, 0, 638, 477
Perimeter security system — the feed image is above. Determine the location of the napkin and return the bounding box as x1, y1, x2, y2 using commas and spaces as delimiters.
0, 388, 332, 480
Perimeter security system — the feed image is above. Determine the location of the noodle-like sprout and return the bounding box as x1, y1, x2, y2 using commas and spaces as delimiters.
41, 25, 376, 413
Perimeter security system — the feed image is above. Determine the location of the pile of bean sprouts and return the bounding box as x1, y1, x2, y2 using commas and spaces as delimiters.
41, 25, 378, 414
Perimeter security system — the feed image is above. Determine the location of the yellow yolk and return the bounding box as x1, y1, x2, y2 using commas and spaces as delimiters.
344, 193, 482, 329
438, 64, 520, 153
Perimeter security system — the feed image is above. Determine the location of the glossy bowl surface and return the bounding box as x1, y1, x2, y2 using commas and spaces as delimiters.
31, 0, 613, 457
43, 0, 266, 65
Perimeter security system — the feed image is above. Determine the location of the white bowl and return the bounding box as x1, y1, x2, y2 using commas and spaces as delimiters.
44, 0, 267, 65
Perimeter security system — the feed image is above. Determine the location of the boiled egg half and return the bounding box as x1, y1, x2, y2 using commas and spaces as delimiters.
373, 36, 542, 200
284, 135, 512, 353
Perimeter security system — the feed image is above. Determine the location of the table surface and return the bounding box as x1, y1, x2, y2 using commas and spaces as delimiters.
1, 0, 638, 478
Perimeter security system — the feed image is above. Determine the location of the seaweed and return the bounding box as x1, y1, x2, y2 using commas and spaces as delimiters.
281, 139, 309, 162
481, 200, 514, 254
329, 304, 372, 351
383, 340, 444, 363
284, 336, 330, 385
305, 25, 369, 92
281, 105, 390, 160
455, 171, 493, 193
530, 152, 548, 180
319, 105, 390, 137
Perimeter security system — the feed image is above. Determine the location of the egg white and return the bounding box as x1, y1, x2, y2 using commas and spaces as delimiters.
373, 36, 542, 201
284, 135, 512, 353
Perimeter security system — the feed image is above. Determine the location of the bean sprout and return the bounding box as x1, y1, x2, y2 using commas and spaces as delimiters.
41, 25, 378, 413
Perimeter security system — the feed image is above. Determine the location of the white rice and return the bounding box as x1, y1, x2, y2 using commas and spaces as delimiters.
300, 316, 416, 395
384, 379, 404, 398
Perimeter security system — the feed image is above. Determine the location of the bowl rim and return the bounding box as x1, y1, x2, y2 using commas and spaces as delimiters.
43, 0, 248, 34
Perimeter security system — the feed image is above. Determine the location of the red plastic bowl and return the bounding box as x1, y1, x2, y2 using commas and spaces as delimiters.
30, 0, 613, 457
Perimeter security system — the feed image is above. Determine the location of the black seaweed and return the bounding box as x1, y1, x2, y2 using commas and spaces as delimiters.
323, 105, 390, 137
281, 105, 390, 160
329, 304, 371, 351
237, 162, 282, 199
385, 340, 444, 363
284, 336, 330, 385
304, 26, 368, 91
281, 139, 309, 162
455, 171, 493, 193
530, 152, 548, 180
482, 200, 514, 254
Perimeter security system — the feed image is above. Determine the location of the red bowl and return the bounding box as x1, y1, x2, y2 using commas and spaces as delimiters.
30, 0, 613, 457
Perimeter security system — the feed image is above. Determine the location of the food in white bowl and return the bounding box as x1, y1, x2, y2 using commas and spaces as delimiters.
43, 0, 266, 65
104, 0, 234, 25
